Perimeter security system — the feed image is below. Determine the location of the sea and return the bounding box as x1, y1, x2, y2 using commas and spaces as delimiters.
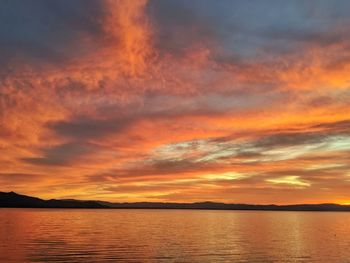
0, 209, 349, 262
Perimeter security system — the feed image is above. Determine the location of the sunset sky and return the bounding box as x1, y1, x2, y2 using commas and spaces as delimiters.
1, 0, 350, 204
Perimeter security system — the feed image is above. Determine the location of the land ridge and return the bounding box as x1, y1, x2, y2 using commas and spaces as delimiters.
1, 191, 350, 211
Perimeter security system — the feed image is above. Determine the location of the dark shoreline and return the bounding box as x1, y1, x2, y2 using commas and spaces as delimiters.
1, 191, 350, 212
1, 207, 350, 212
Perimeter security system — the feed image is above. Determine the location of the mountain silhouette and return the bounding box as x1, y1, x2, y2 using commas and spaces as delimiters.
1, 191, 350, 211
0, 191, 104, 208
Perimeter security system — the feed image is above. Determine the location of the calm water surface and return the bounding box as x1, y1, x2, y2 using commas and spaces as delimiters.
0, 209, 349, 262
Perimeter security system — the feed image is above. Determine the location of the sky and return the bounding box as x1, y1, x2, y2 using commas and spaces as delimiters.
1, 0, 350, 204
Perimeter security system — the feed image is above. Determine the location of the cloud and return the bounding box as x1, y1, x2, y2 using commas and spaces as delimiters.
0, 173, 43, 183
0, 0, 105, 68
266, 176, 311, 187
23, 142, 99, 166
1, 0, 350, 203
48, 116, 134, 140
312, 120, 350, 132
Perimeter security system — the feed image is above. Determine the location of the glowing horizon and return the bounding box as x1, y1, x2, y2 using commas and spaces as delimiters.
1, 0, 350, 204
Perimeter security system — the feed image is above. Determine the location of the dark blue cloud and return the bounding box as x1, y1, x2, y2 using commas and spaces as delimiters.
0, 0, 104, 67
23, 142, 98, 166
48, 116, 133, 140
147, 0, 350, 59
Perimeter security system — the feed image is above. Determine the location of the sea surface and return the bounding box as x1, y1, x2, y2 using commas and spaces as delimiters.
0, 209, 349, 263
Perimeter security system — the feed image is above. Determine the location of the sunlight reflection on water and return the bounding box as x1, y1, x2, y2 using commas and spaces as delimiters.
0, 209, 350, 262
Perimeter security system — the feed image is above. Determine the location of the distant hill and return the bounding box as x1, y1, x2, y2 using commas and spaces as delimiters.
100, 201, 350, 211
1, 191, 350, 211
0, 191, 105, 208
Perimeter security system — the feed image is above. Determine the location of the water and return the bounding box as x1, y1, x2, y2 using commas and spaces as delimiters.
0, 209, 349, 262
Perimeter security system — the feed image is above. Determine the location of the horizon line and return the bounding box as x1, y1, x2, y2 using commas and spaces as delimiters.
2, 191, 350, 207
